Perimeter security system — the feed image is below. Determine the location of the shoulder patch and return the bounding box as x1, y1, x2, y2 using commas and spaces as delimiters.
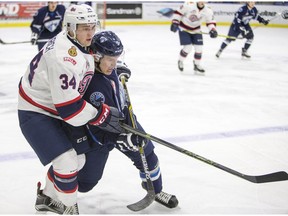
63, 57, 77, 65
68, 46, 77, 57
89, 92, 105, 107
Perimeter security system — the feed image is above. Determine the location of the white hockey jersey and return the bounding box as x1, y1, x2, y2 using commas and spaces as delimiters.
18, 31, 98, 127
172, 2, 216, 33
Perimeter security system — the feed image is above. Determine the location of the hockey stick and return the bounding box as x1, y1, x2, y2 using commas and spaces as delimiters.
182, 29, 237, 40
0, 38, 49, 45
120, 76, 155, 211
0, 38, 30, 45
251, 11, 286, 31
121, 123, 288, 184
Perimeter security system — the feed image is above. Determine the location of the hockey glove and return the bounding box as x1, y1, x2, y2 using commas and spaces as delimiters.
116, 132, 146, 152
89, 103, 125, 134
209, 29, 218, 38
116, 64, 131, 82
170, 20, 179, 32
261, 19, 269, 25
239, 26, 249, 38
31, 32, 38, 45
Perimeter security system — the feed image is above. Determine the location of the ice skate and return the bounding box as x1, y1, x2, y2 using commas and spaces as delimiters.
35, 182, 65, 214
193, 61, 205, 75
241, 48, 251, 58
216, 49, 222, 58
141, 182, 178, 208
155, 191, 179, 208
178, 60, 184, 72
63, 204, 79, 215
35, 182, 79, 215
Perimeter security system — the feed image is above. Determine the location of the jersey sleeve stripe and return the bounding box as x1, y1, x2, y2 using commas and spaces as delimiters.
19, 83, 58, 115
56, 98, 87, 121
54, 95, 82, 107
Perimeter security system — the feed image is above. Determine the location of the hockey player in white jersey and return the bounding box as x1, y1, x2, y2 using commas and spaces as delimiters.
170, 1, 218, 75
18, 4, 124, 214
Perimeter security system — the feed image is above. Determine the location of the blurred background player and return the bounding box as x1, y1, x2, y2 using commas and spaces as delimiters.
30, 2, 66, 51
215, 2, 269, 59
170, 1, 218, 75
77, 30, 179, 209
18, 4, 124, 214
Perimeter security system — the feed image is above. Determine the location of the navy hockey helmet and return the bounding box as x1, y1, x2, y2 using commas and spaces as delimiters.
90, 31, 123, 57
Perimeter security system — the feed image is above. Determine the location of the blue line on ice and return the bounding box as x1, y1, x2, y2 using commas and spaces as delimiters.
1, 125, 287, 163
166, 125, 288, 143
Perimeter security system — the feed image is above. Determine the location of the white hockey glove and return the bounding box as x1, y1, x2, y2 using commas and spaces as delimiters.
116, 132, 146, 152
116, 63, 131, 82
239, 26, 249, 38
89, 103, 125, 134
31, 32, 38, 45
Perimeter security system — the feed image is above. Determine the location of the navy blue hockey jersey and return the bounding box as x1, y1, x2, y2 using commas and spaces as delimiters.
232, 4, 265, 28
83, 69, 128, 145
83, 69, 153, 151
30, 4, 66, 40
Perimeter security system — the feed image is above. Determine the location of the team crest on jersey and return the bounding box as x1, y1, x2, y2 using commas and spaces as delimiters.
68, 46, 77, 57
45, 37, 56, 52
90, 92, 105, 107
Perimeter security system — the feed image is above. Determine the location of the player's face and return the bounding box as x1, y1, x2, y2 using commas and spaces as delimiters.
98, 55, 120, 75
75, 24, 97, 47
197, 2, 205, 8
48, 2, 58, 12
247, 2, 255, 9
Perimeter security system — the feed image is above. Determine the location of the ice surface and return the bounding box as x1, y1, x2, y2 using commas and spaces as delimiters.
0, 24, 288, 214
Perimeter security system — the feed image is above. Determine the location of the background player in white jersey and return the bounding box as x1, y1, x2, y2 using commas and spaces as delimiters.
215, 2, 269, 59
30, 2, 66, 51
170, 1, 218, 75
18, 4, 124, 214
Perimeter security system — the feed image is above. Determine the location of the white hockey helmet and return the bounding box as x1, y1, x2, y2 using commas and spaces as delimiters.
63, 4, 98, 32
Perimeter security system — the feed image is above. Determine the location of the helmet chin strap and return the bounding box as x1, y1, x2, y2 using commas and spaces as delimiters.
67, 30, 86, 48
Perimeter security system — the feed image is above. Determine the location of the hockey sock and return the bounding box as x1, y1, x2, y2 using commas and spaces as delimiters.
140, 151, 162, 194
50, 149, 79, 207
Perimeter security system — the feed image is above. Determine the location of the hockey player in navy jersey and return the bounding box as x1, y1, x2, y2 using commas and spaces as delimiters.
63, 30, 178, 210
30, 2, 66, 50
18, 4, 124, 214
215, 2, 269, 58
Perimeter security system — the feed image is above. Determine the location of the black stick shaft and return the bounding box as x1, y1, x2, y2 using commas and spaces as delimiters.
121, 123, 288, 184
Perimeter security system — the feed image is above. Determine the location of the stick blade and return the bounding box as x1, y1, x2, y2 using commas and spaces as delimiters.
127, 190, 155, 212
246, 171, 288, 183
255, 171, 288, 183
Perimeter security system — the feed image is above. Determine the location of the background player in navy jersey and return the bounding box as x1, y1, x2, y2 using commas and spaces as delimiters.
215, 2, 269, 59
30, 2, 66, 50
65, 30, 178, 209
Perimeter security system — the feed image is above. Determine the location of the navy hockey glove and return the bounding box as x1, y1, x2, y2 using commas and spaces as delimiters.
117, 65, 131, 82
116, 132, 146, 152
170, 20, 179, 32
261, 19, 269, 25
89, 103, 125, 134
31, 32, 38, 45
209, 29, 218, 38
